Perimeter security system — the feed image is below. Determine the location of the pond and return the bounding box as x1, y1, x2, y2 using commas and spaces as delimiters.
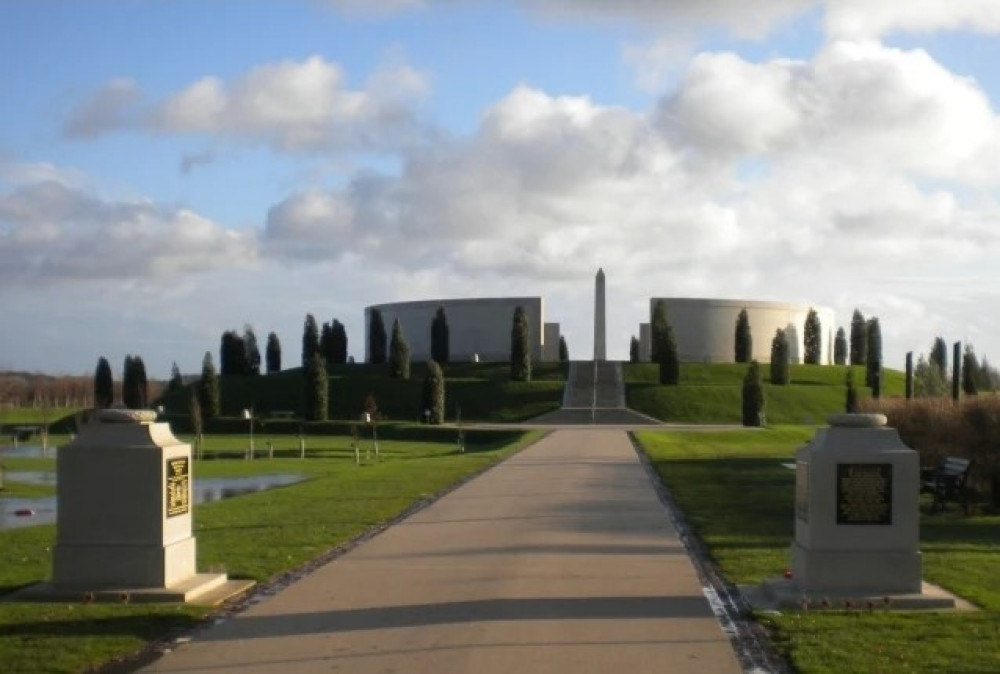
0, 473, 306, 530
0, 444, 55, 459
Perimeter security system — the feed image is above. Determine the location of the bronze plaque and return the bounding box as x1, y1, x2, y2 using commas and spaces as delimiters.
166, 457, 190, 518
836, 463, 891, 525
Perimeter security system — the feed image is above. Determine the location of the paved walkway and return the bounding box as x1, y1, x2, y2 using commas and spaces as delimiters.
143, 430, 741, 673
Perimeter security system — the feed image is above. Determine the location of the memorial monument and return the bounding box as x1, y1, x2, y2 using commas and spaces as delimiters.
17, 408, 253, 604
749, 413, 962, 610
594, 268, 606, 361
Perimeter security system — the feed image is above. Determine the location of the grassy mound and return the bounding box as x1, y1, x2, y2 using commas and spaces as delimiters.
156, 361, 566, 424
626, 363, 905, 424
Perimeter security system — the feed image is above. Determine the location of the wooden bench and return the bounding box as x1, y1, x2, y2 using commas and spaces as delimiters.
921, 457, 973, 513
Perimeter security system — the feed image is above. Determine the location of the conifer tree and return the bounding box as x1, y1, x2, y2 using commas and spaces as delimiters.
833, 327, 848, 366
94, 357, 114, 408
651, 300, 669, 362
930, 337, 948, 379
198, 351, 220, 419
388, 318, 411, 379
302, 314, 320, 368
331, 319, 348, 364
734, 308, 752, 363
244, 325, 261, 376
629, 336, 639, 363
122, 355, 148, 409
849, 309, 867, 366
559, 336, 569, 363
770, 329, 790, 385
304, 352, 328, 421
168, 362, 183, 390
431, 307, 449, 364
803, 308, 821, 365
266, 332, 282, 373
845, 367, 859, 412
865, 317, 882, 390
963, 345, 979, 396
421, 360, 445, 424
369, 309, 387, 364
510, 306, 532, 382
741, 361, 765, 427
656, 321, 679, 385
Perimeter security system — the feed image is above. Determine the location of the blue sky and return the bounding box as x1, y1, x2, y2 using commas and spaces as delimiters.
2, 1, 1000, 378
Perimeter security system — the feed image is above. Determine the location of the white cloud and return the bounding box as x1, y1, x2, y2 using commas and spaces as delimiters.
0, 171, 256, 284
825, 0, 1000, 39
64, 56, 430, 153
63, 78, 141, 139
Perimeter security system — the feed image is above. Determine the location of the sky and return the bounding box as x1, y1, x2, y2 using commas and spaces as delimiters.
2, 0, 1000, 377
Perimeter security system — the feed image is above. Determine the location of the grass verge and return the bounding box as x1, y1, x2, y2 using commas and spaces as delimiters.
634, 427, 1000, 673
0, 430, 541, 673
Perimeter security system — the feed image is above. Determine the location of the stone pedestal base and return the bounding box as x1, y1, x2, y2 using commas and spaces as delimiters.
9, 574, 255, 606
741, 577, 965, 612
791, 541, 922, 594
54, 536, 197, 590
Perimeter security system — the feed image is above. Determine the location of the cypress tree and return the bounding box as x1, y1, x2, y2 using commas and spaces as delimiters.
845, 367, 859, 412
122, 355, 147, 409
651, 300, 668, 362
905, 351, 914, 400
388, 318, 411, 379
198, 351, 220, 419
559, 336, 569, 363
741, 361, 765, 427
865, 317, 882, 390
734, 308, 752, 363
266, 332, 281, 373
963, 345, 979, 396
220, 329, 249, 375
770, 329, 790, 385
803, 308, 821, 365
656, 322, 679, 385
168, 362, 183, 391
952, 341, 962, 402
849, 309, 867, 366
94, 357, 114, 408
304, 352, 328, 421
431, 307, 449, 364
331, 319, 348, 364
302, 314, 320, 368
245, 326, 261, 375
930, 337, 948, 379
629, 336, 639, 363
320, 321, 334, 365
833, 327, 848, 366
510, 306, 532, 382
369, 309, 387, 364
421, 360, 445, 424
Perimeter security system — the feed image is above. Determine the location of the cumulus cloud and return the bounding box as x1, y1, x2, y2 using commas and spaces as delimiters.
63, 78, 141, 139
0, 173, 256, 285
825, 0, 1000, 39
258, 40, 1000, 325
63, 56, 430, 153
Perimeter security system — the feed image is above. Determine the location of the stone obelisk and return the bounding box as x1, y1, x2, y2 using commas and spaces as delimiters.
594, 268, 606, 361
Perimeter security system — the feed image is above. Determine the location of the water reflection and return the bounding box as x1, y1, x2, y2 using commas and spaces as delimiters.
0, 473, 305, 530
0, 444, 55, 459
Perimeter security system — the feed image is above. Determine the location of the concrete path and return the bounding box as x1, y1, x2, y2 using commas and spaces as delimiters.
142, 430, 741, 673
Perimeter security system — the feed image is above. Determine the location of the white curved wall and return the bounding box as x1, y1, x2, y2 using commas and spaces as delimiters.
645, 298, 835, 364
365, 297, 557, 363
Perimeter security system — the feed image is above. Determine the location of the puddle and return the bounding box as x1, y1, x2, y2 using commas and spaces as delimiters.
0, 474, 305, 530
0, 445, 55, 459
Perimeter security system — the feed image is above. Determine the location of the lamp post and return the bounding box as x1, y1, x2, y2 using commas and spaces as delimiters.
243, 407, 254, 460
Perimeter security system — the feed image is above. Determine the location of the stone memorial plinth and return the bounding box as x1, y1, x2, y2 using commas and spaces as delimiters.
14, 409, 253, 604
749, 413, 963, 610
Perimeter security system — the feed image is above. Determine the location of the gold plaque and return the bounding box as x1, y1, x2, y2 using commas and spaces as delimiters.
166, 457, 190, 517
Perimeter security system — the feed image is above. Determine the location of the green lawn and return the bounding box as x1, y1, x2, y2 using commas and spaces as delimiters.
0, 430, 541, 673
626, 363, 906, 423
634, 428, 1000, 673
155, 362, 566, 424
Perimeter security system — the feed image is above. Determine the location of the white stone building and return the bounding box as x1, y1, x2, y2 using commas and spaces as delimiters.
639, 298, 835, 364
365, 297, 561, 363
